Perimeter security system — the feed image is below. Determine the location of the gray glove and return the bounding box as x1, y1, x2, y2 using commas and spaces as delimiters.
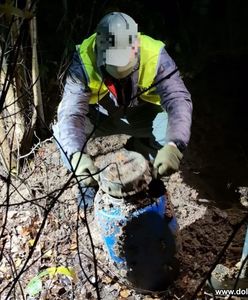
153, 144, 183, 176
71, 152, 99, 186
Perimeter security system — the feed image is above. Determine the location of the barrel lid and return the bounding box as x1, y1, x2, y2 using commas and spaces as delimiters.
98, 149, 152, 197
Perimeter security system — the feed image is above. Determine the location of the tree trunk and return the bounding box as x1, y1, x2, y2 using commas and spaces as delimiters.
0, 2, 44, 174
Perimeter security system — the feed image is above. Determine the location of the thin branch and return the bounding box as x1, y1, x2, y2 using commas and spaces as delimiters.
4, 253, 26, 300
18, 136, 53, 159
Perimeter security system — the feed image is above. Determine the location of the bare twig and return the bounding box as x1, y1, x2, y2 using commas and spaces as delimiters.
18, 135, 53, 159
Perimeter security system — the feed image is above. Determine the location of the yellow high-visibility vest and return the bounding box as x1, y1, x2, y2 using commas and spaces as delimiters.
77, 33, 164, 105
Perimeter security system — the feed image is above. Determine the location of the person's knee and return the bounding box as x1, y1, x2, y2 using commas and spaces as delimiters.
152, 111, 168, 146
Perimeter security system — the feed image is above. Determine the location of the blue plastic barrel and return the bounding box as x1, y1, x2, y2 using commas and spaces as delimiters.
94, 190, 179, 290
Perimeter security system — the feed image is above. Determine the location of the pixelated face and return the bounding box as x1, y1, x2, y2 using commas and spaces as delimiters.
97, 31, 138, 66
96, 11, 139, 67
96, 31, 139, 79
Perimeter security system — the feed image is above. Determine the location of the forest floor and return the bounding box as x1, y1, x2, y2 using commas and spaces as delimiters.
1, 59, 248, 300
0, 134, 247, 300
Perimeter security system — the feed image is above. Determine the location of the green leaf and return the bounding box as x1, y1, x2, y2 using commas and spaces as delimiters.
25, 276, 42, 296
25, 266, 77, 296
43, 266, 77, 281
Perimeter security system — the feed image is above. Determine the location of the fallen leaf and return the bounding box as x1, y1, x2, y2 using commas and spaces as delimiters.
15, 257, 22, 268
43, 249, 53, 258
120, 289, 131, 298
102, 275, 112, 284
28, 239, 35, 247
38, 266, 77, 282
70, 243, 77, 250
20, 226, 31, 236
26, 277, 42, 296
51, 266, 76, 280
25, 266, 77, 296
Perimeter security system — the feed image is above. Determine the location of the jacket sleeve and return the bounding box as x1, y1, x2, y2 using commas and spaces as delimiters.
155, 47, 193, 150
55, 52, 91, 159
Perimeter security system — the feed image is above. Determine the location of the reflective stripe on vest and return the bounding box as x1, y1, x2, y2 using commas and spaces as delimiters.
77, 33, 164, 105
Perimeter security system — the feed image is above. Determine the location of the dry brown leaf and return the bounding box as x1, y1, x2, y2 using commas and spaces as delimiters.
102, 275, 112, 284
70, 243, 77, 250
20, 226, 31, 236
119, 289, 131, 298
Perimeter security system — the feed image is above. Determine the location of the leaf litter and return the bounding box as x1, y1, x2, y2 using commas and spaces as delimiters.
0, 137, 247, 300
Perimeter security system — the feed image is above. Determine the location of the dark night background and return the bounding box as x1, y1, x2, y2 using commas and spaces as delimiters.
36, 0, 248, 208
1, 2, 248, 298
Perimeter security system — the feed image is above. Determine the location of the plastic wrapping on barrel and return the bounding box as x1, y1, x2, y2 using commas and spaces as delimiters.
94, 189, 180, 291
